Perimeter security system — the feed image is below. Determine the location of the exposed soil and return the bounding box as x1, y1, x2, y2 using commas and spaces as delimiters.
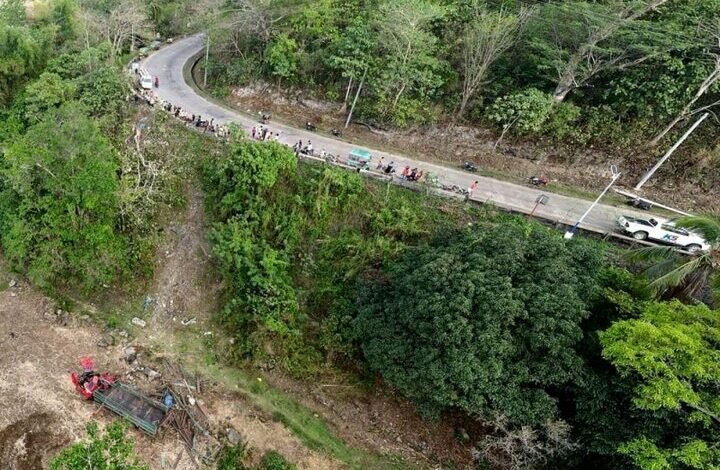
227, 83, 719, 212
264, 372, 474, 468
0, 113, 474, 470
0, 276, 116, 469
150, 182, 220, 328
0, 413, 68, 470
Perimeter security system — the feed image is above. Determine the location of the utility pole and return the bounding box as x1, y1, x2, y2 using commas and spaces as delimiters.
131, 24, 135, 53
634, 112, 709, 190
564, 165, 620, 240
203, 34, 210, 87
345, 67, 367, 129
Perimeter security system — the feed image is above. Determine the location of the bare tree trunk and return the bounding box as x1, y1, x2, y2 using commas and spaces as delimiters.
649, 57, 720, 146
553, 47, 585, 103
551, 0, 669, 102
340, 76, 353, 113
392, 82, 407, 109
493, 116, 519, 149
458, 93, 471, 119
392, 40, 413, 110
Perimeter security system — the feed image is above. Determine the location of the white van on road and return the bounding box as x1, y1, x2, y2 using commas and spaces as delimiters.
616, 215, 710, 253
138, 67, 153, 90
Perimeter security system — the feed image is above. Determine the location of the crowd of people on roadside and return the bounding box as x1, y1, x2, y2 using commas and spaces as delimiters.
292, 140, 314, 156
251, 124, 281, 142
133, 87, 230, 138
130, 68, 483, 199
374, 158, 426, 182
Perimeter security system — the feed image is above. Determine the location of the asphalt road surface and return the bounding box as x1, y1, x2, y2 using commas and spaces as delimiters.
143, 34, 654, 236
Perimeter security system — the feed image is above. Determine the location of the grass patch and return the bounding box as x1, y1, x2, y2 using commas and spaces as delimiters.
168, 329, 412, 470
204, 363, 412, 470
0, 260, 10, 292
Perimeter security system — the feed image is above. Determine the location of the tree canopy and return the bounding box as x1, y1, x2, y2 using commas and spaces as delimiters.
0, 103, 128, 290
354, 224, 606, 424
601, 300, 720, 469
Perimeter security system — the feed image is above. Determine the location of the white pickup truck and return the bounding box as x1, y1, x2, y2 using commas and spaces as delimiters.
616, 215, 710, 253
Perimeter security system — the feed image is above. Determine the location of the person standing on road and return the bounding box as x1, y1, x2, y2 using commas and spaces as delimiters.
467, 180, 479, 201
376, 157, 384, 170
251, 126, 256, 139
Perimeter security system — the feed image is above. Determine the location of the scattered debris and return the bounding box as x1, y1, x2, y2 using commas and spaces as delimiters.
131, 317, 147, 328
180, 317, 196, 326
143, 367, 162, 381
122, 345, 139, 364
8, 279, 16, 288
226, 426, 242, 445
143, 295, 155, 310
96, 334, 114, 348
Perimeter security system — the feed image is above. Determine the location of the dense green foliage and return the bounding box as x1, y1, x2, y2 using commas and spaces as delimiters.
0, 1, 210, 293
202, 140, 720, 468
207, 0, 720, 153
354, 224, 606, 423
0, 103, 128, 290
601, 300, 720, 469
50, 421, 148, 470
203, 140, 456, 371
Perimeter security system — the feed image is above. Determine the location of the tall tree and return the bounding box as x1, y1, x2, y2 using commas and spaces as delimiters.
354, 224, 605, 424
0, 102, 128, 290
0, 23, 48, 105
600, 300, 720, 469
528, 0, 669, 103
85, 0, 149, 57
649, 16, 720, 146
457, 2, 531, 118
374, 0, 445, 110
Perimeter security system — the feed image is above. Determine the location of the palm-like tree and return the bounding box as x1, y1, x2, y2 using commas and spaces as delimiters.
630, 213, 720, 303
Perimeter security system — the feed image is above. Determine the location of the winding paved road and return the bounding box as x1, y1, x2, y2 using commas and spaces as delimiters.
143, 34, 653, 235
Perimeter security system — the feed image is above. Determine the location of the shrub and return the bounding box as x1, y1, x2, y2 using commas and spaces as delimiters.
50, 421, 148, 470
487, 87, 553, 135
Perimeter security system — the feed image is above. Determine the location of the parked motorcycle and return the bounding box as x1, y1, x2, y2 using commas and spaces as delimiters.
529, 175, 548, 186
626, 198, 652, 210
305, 121, 317, 131
330, 128, 342, 137
462, 161, 478, 172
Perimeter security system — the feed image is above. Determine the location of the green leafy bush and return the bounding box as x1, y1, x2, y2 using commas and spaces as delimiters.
50, 421, 148, 470
258, 451, 297, 470
488, 88, 553, 135
76, 65, 127, 116
23, 71, 76, 123
543, 101, 581, 141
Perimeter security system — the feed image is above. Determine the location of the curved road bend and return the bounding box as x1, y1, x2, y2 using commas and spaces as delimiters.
143, 34, 653, 235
